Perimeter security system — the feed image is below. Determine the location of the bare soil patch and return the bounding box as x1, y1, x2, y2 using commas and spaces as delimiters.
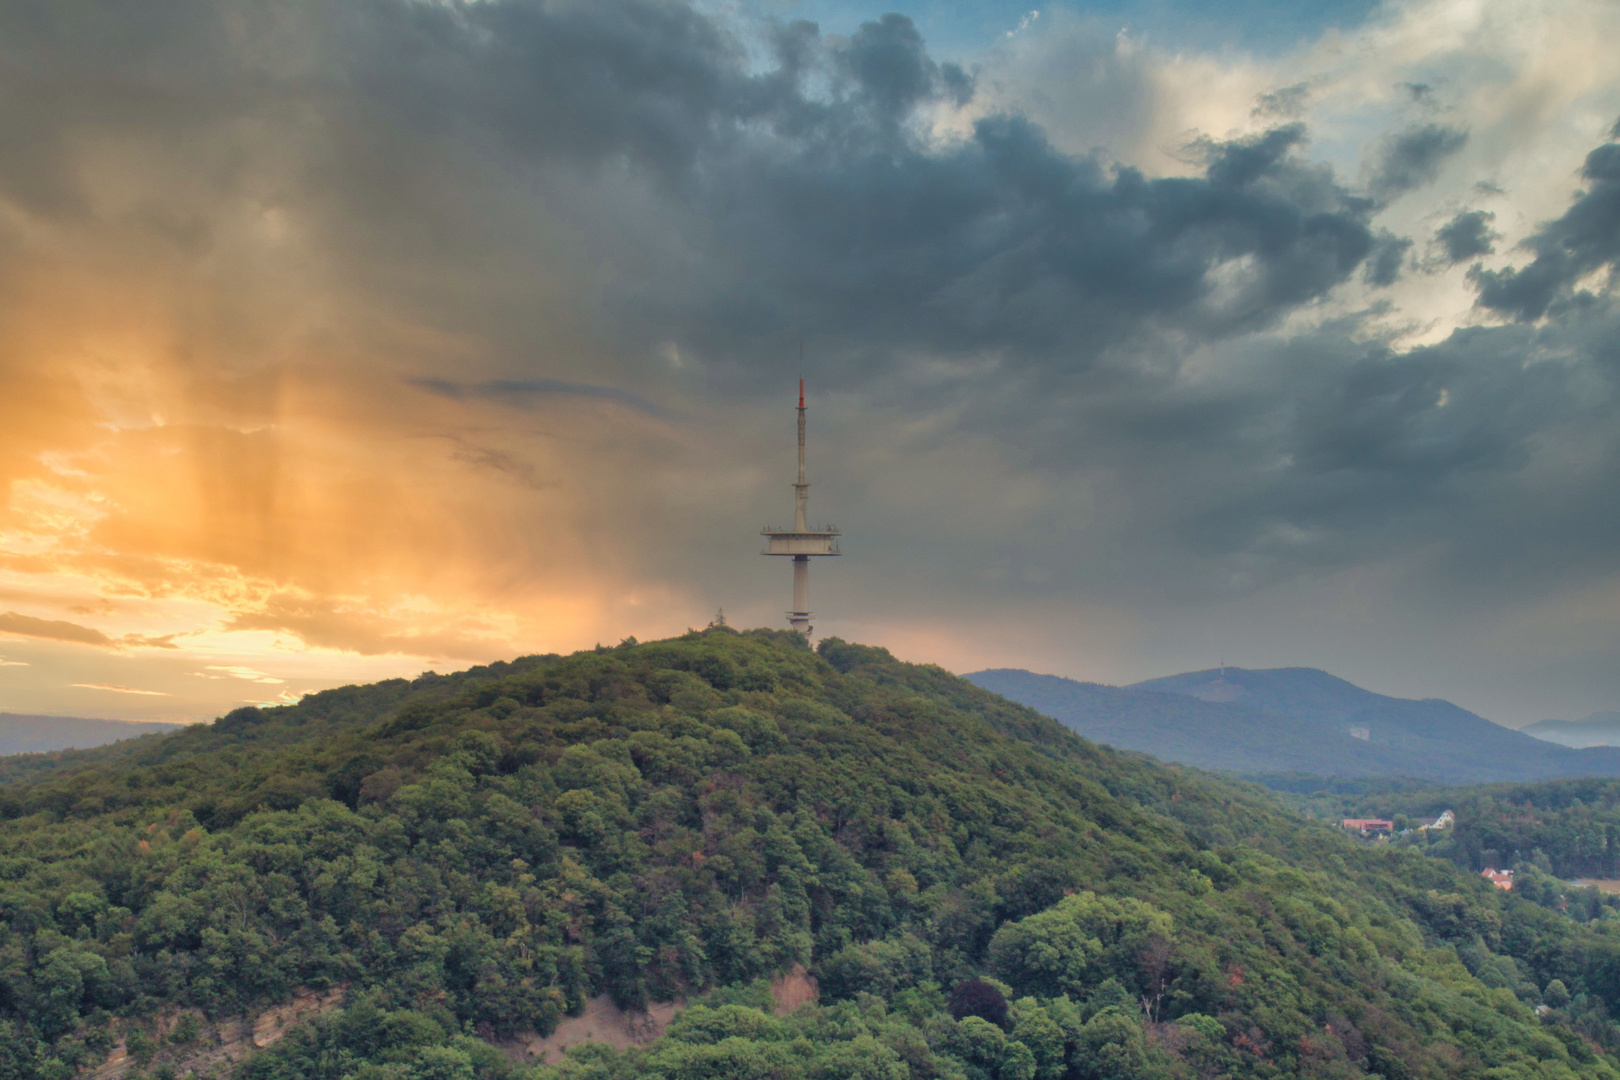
501, 995, 684, 1064
770, 965, 818, 1015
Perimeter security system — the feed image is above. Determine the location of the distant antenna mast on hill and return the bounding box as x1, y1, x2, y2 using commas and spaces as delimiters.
761, 376, 840, 636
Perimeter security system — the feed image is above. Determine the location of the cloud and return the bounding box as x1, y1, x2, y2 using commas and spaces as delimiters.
1366, 124, 1469, 202
224, 596, 508, 660
122, 633, 181, 649
1473, 139, 1620, 320
1253, 82, 1312, 119
0, 612, 183, 650
409, 378, 671, 419
0, 611, 113, 647
0, 1, 1387, 399
837, 13, 959, 120
1364, 231, 1414, 285
1434, 210, 1498, 263
238, 689, 305, 706
640, 109, 1382, 379
71, 684, 170, 696
204, 665, 284, 684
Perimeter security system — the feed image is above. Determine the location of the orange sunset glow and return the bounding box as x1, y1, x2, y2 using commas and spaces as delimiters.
0, 259, 699, 716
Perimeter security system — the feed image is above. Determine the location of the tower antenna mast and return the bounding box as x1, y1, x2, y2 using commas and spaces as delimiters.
762, 371, 840, 636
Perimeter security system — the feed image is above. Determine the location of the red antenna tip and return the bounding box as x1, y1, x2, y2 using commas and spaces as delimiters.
798, 378, 804, 409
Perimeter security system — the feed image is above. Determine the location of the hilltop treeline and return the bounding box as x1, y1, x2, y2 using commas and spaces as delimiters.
2, 630, 1620, 1079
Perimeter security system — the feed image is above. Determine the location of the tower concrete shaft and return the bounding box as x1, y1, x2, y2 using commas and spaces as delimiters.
761, 378, 840, 637
792, 556, 810, 631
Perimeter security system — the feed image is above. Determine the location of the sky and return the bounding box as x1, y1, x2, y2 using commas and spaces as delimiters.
0, 0, 1618, 728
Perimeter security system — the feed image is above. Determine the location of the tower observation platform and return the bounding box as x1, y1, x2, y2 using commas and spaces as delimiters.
761, 379, 839, 636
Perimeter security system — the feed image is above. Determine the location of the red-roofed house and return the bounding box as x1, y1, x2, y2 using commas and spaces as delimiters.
1341, 818, 1394, 835
1482, 868, 1514, 890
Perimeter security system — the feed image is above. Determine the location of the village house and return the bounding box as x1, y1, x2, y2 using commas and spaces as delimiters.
1420, 810, 1455, 831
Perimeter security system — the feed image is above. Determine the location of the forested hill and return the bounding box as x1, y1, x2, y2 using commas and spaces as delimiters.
968, 666, 1620, 784
3, 630, 1620, 1080
1134, 668, 1620, 783
963, 670, 1410, 777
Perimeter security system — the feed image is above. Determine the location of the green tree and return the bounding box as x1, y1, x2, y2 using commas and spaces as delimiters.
988, 893, 1172, 1002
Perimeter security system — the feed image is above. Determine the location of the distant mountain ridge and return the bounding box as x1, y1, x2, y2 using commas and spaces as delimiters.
961, 670, 1408, 776
0, 712, 182, 757
1522, 710, 1620, 748
966, 666, 1620, 784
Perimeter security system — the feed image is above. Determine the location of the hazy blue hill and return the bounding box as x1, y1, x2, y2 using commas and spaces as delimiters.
963, 669, 1410, 776
1133, 666, 1385, 727
1133, 667, 1620, 783
0, 712, 181, 757
969, 666, 1620, 784
1524, 711, 1620, 748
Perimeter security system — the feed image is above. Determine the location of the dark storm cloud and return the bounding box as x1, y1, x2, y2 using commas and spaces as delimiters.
0, 0, 1382, 376
1042, 300, 1620, 607
1473, 139, 1620, 320
1366, 123, 1469, 202
1301, 314, 1620, 595
837, 14, 961, 119
4, 0, 1618, 638
904, 132, 1620, 605
1252, 82, 1312, 119
1364, 231, 1413, 285
643, 115, 1381, 380
1434, 210, 1497, 263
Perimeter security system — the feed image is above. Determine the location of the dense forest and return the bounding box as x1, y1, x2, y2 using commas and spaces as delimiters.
4, 629, 1620, 1079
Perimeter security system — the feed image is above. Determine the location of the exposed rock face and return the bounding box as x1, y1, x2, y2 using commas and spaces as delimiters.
89, 987, 346, 1079
88, 971, 816, 1076
497, 966, 818, 1065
